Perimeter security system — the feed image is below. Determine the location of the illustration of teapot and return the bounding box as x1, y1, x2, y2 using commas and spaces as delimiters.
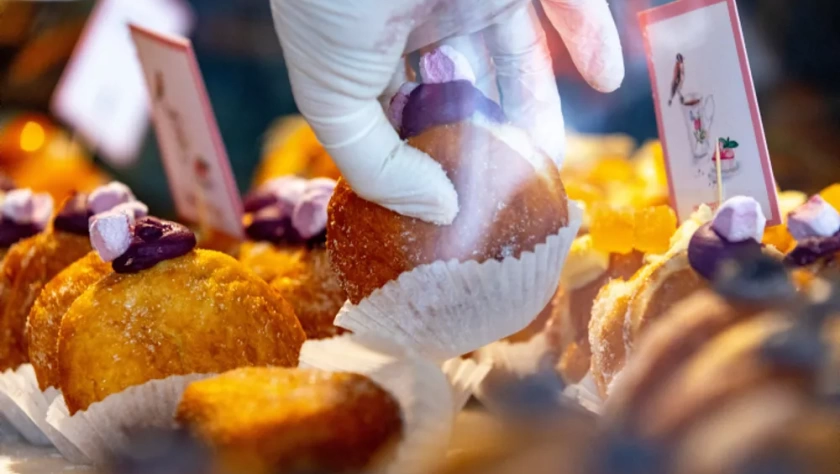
681, 93, 715, 160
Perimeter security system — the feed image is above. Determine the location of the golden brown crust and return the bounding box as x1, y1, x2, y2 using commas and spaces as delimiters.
26, 251, 112, 390
637, 314, 805, 439
588, 280, 632, 397
176, 367, 401, 474
0, 230, 90, 370
604, 290, 760, 426
327, 122, 569, 303
268, 247, 346, 340
548, 251, 645, 383
588, 251, 706, 395
624, 251, 707, 346
238, 241, 301, 283
58, 250, 306, 414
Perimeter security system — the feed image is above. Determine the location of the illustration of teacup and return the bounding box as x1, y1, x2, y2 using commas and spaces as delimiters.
682, 93, 715, 160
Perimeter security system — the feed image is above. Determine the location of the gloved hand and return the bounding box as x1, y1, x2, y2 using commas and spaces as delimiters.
271, 0, 623, 225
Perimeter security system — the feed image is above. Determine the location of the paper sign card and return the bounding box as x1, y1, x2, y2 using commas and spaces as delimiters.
52, 0, 192, 167
639, 0, 780, 224
129, 24, 244, 238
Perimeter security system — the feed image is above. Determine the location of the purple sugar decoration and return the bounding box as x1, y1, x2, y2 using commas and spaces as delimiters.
399, 81, 506, 139
688, 222, 764, 281
112, 217, 196, 274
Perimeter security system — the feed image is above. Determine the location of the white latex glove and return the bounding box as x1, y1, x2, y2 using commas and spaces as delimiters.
271, 0, 623, 225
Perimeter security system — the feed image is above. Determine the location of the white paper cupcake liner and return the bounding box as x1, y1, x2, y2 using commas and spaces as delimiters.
0, 365, 52, 446
562, 371, 603, 415
472, 334, 560, 413
300, 335, 455, 474
441, 357, 492, 412
335, 202, 582, 362
473, 336, 604, 416
0, 364, 86, 462
45, 373, 213, 465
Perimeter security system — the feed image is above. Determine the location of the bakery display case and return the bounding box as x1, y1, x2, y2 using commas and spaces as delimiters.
1, 1, 839, 473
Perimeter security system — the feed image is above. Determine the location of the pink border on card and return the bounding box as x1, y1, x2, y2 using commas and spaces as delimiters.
639, 0, 780, 225
129, 23, 244, 238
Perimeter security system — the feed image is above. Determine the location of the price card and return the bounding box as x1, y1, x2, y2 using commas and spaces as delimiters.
51, 0, 192, 168
129, 24, 244, 239
639, 0, 780, 224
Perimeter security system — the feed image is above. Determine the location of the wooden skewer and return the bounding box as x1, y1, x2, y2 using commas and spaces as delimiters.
715, 138, 725, 206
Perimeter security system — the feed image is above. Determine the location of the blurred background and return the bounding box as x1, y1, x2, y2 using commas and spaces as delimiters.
0, 0, 838, 218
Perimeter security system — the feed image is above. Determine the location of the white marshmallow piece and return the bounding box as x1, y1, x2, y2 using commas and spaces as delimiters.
88, 181, 136, 215
89, 211, 132, 262
30, 192, 54, 229
419, 45, 476, 85
262, 176, 308, 208
1, 189, 54, 228
110, 201, 149, 223
712, 195, 767, 243
787, 195, 840, 241
2, 189, 35, 223
387, 81, 419, 129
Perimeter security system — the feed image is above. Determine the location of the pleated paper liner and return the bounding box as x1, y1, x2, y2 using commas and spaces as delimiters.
300, 334, 456, 474
335, 202, 583, 362
0, 365, 50, 446
562, 372, 603, 415
0, 364, 86, 462
45, 373, 213, 464
473, 335, 603, 416
441, 357, 492, 411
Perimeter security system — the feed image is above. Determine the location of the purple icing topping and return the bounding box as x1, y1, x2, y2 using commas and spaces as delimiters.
243, 178, 334, 245
688, 222, 764, 281
399, 81, 506, 139
245, 205, 303, 245
54, 193, 93, 236
784, 231, 840, 267
0, 218, 40, 247
243, 188, 280, 214
112, 217, 196, 274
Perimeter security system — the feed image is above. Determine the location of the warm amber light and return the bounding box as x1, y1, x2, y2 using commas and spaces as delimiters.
19, 121, 46, 153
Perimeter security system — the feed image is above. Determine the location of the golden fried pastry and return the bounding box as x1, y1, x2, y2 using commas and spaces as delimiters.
673, 389, 839, 474
58, 249, 305, 414
237, 241, 297, 283
0, 229, 90, 369
588, 205, 723, 396
546, 236, 645, 383
269, 248, 346, 339
604, 290, 762, 426
633, 312, 814, 439
177, 367, 401, 474
239, 177, 346, 339
26, 251, 111, 390
328, 121, 569, 304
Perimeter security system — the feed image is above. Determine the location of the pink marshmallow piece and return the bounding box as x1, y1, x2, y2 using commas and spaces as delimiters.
712, 195, 767, 243
89, 210, 133, 262
419, 45, 476, 85
263, 176, 308, 206
787, 195, 840, 241
387, 81, 419, 129
292, 190, 330, 239
1, 189, 54, 227
305, 177, 337, 195
110, 201, 149, 223
88, 181, 136, 215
